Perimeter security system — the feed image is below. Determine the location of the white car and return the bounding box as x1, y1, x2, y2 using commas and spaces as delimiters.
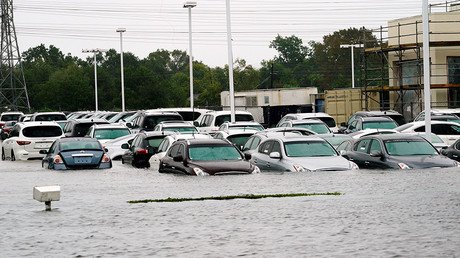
218, 121, 264, 132
395, 121, 460, 145
214, 128, 260, 150
348, 129, 399, 139
85, 124, 131, 144
276, 112, 339, 133
195, 110, 255, 135
1, 121, 64, 161
103, 134, 137, 160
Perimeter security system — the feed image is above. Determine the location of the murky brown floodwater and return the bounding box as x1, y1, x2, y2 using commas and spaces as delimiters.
1, 154, 459, 257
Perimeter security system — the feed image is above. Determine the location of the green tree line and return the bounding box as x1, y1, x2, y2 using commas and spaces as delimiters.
22, 27, 378, 112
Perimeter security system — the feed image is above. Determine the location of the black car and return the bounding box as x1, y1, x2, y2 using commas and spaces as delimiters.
41, 137, 112, 170
126, 111, 183, 133
63, 118, 110, 137
340, 134, 459, 170
440, 138, 460, 162
121, 131, 174, 168
159, 138, 260, 175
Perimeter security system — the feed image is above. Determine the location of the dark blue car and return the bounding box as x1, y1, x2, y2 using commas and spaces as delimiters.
41, 137, 112, 170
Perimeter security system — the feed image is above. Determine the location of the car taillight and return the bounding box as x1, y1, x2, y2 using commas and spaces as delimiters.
17, 140, 31, 145
53, 155, 63, 164
101, 154, 110, 163
136, 149, 148, 155
3, 128, 10, 133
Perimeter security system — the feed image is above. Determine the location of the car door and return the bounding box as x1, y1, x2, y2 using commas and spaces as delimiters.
366, 139, 391, 169
123, 135, 140, 164
167, 143, 188, 174
251, 140, 274, 170
346, 139, 372, 168
432, 124, 460, 145
266, 140, 285, 171
160, 144, 181, 173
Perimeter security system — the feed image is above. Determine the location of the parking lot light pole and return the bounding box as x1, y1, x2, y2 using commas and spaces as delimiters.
226, 0, 235, 123
116, 28, 126, 112
340, 44, 364, 88
183, 1, 197, 110
82, 48, 107, 112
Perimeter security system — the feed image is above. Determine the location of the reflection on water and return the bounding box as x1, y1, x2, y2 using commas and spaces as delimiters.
1, 159, 459, 257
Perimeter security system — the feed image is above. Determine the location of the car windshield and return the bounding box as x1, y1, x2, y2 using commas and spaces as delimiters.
215, 114, 253, 127
1, 114, 21, 121
384, 140, 438, 156
316, 117, 336, 127
94, 128, 130, 140
189, 145, 243, 161
147, 137, 165, 148
284, 141, 337, 157
35, 114, 67, 121
22, 126, 62, 137
226, 134, 252, 148
363, 121, 397, 130
60, 141, 101, 151
163, 127, 198, 134
177, 111, 201, 121
293, 123, 330, 134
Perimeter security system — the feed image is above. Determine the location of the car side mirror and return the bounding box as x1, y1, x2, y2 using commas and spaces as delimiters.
104, 148, 109, 153
126, 122, 133, 128
39, 150, 48, 155
193, 121, 199, 127
244, 153, 252, 160
269, 152, 281, 159
121, 143, 129, 149
370, 150, 383, 157
340, 122, 347, 127
173, 154, 183, 162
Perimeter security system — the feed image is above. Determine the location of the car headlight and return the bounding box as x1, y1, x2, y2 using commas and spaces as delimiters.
251, 165, 261, 174
398, 163, 411, 170
292, 164, 310, 172
349, 161, 359, 170
193, 167, 209, 176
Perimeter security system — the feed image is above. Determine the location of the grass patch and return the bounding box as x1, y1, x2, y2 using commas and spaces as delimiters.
128, 192, 342, 204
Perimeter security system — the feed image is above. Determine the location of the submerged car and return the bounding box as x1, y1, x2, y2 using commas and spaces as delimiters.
340, 134, 459, 169
249, 135, 359, 172
41, 137, 112, 170
440, 138, 460, 162
159, 138, 260, 176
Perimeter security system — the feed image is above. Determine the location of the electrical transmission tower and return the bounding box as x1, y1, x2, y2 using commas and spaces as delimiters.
0, 0, 30, 112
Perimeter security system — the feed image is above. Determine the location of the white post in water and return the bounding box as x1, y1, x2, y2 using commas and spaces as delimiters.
225, 0, 236, 123
33, 186, 61, 211
423, 0, 432, 141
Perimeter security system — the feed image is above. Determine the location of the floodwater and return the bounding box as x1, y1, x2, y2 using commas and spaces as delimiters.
1, 158, 459, 257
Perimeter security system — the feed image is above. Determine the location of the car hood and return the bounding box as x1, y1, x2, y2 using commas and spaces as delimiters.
287, 156, 353, 171
189, 160, 253, 175
388, 155, 457, 169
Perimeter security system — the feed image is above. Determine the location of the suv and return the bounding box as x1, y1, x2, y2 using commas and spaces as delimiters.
63, 118, 110, 137
30, 112, 67, 122
195, 110, 254, 135
0, 111, 24, 128
1, 121, 64, 160
126, 110, 184, 133
345, 116, 398, 134
341, 110, 405, 133
153, 121, 198, 134
276, 112, 338, 133
414, 109, 460, 123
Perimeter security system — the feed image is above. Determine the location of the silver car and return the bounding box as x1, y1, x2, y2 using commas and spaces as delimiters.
249, 135, 359, 172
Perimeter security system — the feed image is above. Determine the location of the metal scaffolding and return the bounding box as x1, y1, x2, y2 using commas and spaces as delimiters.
0, 0, 30, 112
361, 0, 460, 119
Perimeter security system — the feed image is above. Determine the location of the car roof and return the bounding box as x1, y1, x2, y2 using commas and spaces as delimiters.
354, 110, 402, 116
360, 134, 426, 141
205, 110, 253, 115
404, 120, 459, 127
58, 137, 100, 143
70, 118, 109, 123
19, 121, 60, 127
290, 119, 327, 124
285, 112, 333, 118
223, 121, 261, 126
91, 124, 129, 129
142, 131, 175, 137
185, 138, 233, 145
360, 116, 396, 122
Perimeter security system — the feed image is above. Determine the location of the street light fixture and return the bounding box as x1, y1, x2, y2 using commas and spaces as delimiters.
116, 28, 126, 112
82, 48, 107, 112
340, 43, 364, 88
183, 1, 196, 110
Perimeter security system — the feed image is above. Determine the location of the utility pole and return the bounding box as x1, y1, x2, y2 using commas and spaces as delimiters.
270, 63, 274, 89
0, 0, 30, 112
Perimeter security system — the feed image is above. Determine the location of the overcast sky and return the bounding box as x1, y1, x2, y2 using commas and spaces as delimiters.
14, 0, 430, 67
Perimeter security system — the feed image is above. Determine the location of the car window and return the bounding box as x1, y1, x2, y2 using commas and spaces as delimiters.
336, 141, 351, 151
214, 114, 253, 127
214, 133, 224, 139
250, 137, 262, 150
35, 114, 67, 121
168, 144, 180, 157
354, 139, 371, 153
259, 141, 274, 155
316, 117, 336, 127
146, 137, 165, 148
456, 141, 460, 150
284, 141, 337, 157
369, 139, 382, 154
242, 137, 254, 151
158, 138, 170, 153
271, 141, 281, 154
94, 128, 130, 140
384, 140, 437, 156
22, 126, 62, 137
432, 124, 460, 135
